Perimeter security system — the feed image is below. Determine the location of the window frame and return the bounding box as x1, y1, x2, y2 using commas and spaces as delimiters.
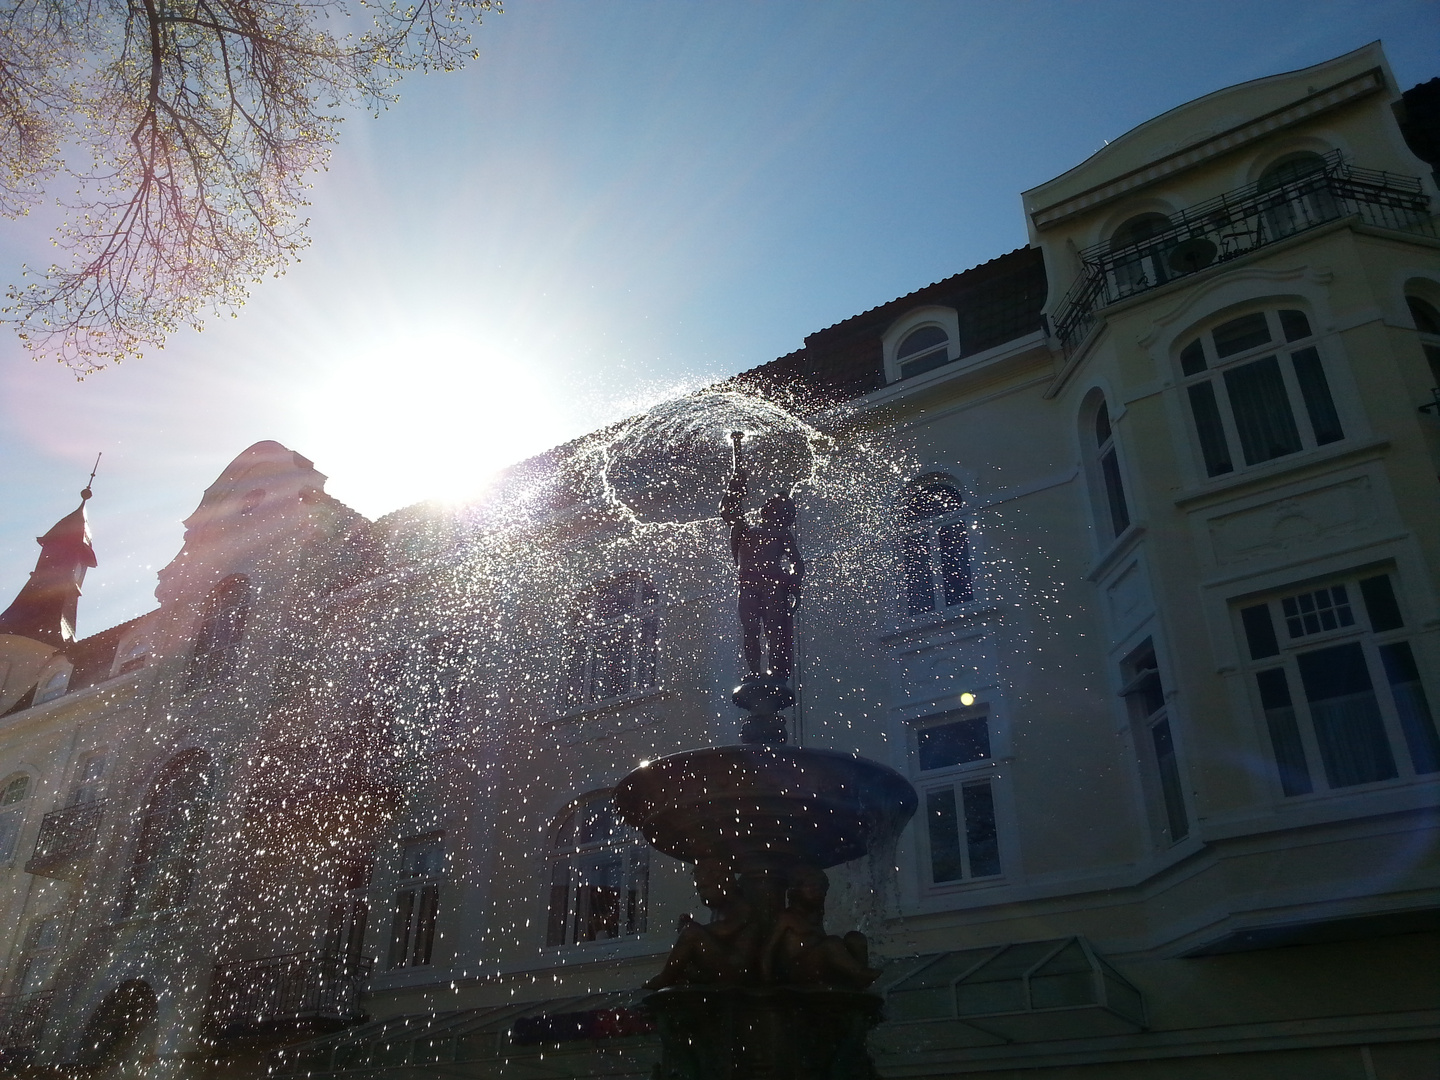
896, 476, 976, 620
1405, 294, 1440, 388
1176, 306, 1344, 479
910, 704, 1005, 891
1236, 569, 1440, 800
34, 667, 71, 704
1081, 391, 1132, 548
121, 749, 215, 917
895, 324, 954, 380
1119, 639, 1190, 848
561, 573, 661, 713
187, 575, 252, 689
388, 833, 444, 970
544, 793, 649, 948
0, 772, 33, 864
69, 751, 108, 806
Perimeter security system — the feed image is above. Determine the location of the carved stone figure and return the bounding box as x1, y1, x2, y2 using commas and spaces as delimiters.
720, 431, 804, 683
762, 864, 879, 990
644, 860, 758, 989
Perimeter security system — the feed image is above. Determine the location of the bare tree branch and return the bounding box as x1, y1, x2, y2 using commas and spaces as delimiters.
1, 0, 497, 373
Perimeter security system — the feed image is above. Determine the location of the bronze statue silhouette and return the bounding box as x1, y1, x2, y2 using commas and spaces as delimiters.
761, 864, 880, 989
720, 432, 804, 683
644, 860, 758, 989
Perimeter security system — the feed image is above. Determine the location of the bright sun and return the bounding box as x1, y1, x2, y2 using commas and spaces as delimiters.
298, 329, 564, 516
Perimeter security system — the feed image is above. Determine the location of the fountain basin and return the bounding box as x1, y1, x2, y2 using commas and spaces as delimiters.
614, 746, 917, 869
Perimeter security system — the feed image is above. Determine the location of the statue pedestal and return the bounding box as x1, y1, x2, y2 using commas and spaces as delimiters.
646, 986, 881, 1080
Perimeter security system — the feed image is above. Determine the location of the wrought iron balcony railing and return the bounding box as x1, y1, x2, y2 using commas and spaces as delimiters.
0, 990, 54, 1064
1051, 152, 1437, 355
25, 801, 104, 879
204, 952, 372, 1045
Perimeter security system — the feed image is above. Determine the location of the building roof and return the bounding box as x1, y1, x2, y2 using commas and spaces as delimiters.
0, 491, 98, 646
732, 246, 1048, 407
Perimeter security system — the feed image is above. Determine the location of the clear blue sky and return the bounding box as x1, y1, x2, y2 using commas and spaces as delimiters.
2, 0, 1437, 636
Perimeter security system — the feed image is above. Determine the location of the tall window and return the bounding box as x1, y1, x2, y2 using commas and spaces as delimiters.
122, 750, 214, 915
899, 477, 973, 616
1179, 307, 1343, 478
323, 855, 371, 965
1406, 295, 1440, 387
1110, 212, 1173, 294
188, 575, 251, 687
545, 793, 649, 947
0, 774, 31, 862
1239, 570, 1439, 796
69, 752, 107, 806
388, 835, 443, 969
1088, 396, 1130, 540
915, 707, 1002, 885
1120, 641, 1189, 845
563, 574, 659, 709
14, 914, 62, 993
896, 325, 952, 379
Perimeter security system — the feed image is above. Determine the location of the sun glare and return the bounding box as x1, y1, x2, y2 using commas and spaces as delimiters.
300, 330, 565, 517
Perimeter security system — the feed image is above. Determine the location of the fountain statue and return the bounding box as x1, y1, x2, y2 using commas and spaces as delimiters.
615, 431, 918, 1080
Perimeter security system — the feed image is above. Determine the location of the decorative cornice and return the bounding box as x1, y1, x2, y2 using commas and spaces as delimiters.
1029, 68, 1386, 231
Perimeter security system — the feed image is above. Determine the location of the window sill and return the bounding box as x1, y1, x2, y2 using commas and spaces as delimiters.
1172, 436, 1389, 510
552, 686, 666, 724
880, 603, 1001, 645
541, 933, 659, 965
1084, 523, 1146, 582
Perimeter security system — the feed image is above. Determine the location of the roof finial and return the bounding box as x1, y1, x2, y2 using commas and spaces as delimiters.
81, 452, 100, 501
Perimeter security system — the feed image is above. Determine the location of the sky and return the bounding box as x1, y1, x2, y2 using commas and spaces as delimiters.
2, 0, 1438, 637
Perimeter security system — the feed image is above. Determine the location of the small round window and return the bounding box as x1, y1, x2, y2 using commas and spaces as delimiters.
897, 326, 951, 380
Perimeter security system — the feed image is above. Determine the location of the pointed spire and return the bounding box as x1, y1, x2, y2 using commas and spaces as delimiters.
0, 470, 99, 647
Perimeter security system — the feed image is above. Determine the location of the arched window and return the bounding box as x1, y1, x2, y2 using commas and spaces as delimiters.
35, 667, 70, 704
1086, 395, 1130, 540
1406, 295, 1440, 386
563, 573, 659, 709
1258, 151, 1327, 189
1109, 213, 1173, 294
1177, 306, 1342, 477
188, 575, 251, 688
1257, 152, 1337, 237
896, 325, 952, 380
0, 773, 31, 862
545, 793, 648, 947
899, 477, 973, 616
123, 749, 214, 915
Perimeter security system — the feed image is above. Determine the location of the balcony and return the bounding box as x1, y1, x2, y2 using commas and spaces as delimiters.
1052, 152, 1437, 355
0, 991, 53, 1070
204, 953, 372, 1048
25, 801, 103, 879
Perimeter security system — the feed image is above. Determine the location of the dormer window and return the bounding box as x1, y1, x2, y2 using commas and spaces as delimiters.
36, 668, 70, 704
896, 326, 952, 379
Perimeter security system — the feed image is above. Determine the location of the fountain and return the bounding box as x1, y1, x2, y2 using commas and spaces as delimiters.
615, 431, 917, 1080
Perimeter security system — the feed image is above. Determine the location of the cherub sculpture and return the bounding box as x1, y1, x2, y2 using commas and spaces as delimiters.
720, 431, 805, 683
761, 865, 880, 990
645, 860, 758, 989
